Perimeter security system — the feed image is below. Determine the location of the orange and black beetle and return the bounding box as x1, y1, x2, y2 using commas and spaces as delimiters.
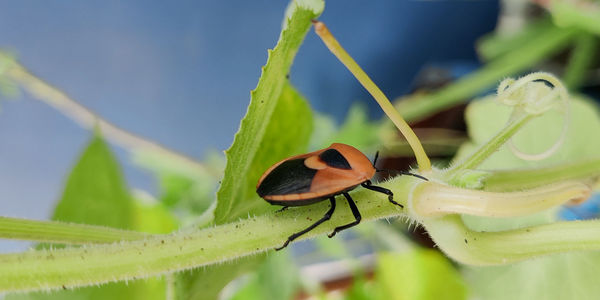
256, 143, 427, 250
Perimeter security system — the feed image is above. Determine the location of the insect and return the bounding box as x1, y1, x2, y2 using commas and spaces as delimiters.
256, 143, 427, 250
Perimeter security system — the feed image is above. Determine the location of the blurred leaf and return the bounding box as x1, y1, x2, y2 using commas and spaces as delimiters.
309, 112, 338, 150
346, 277, 376, 300
311, 103, 382, 154
52, 134, 134, 228
7, 135, 167, 300
466, 252, 600, 300
229, 252, 300, 300
334, 103, 382, 153
456, 95, 600, 299
375, 250, 467, 300
131, 191, 179, 234
214, 83, 314, 224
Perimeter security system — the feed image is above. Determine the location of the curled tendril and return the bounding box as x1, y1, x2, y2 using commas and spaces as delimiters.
496, 72, 570, 161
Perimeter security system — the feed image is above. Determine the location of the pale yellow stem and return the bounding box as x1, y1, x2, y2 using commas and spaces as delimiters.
412, 181, 591, 218
313, 21, 431, 172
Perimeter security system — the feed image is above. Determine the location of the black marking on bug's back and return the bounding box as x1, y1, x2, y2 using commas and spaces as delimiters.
257, 158, 317, 197
319, 149, 351, 169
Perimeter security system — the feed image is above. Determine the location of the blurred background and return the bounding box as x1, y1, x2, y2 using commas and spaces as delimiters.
2, 0, 600, 299
0, 1, 498, 250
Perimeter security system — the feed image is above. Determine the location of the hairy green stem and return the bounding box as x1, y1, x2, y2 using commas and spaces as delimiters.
0, 177, 419, 293
0, 217, 147, 244
396, 26, 575, 123
424, 215, 600, 266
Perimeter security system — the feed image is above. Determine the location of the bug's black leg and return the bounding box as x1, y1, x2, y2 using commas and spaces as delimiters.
327, 193, 361, 238
275, 198, 336, 251
361, 180, 403, 208
275, 206, 289, 213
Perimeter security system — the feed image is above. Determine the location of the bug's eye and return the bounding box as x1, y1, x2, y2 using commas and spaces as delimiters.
319, 149, 351, 169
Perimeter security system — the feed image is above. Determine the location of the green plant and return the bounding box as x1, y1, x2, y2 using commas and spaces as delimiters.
1, 0, 600, 299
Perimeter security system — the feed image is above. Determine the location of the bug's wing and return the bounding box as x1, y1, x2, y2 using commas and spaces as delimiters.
256, 158, 316, 197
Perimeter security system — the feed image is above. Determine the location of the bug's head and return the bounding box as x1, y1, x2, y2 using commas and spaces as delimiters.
372, 151, 429, 181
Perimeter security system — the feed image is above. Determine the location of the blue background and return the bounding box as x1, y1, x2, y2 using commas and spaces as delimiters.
0, 1, 498, 251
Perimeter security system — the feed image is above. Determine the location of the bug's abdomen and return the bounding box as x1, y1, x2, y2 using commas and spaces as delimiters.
256, 158, 317, 197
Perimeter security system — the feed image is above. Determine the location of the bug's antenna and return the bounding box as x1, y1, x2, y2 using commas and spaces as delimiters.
376, 169, 429, 181
373, 151, 380, 168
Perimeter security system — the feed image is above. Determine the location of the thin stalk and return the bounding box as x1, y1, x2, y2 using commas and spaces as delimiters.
0, 176, 420, 293
312, 21, 431, 172
4, 62, 215, 177
445, 113, 533, 181
0, 216, 147, 244
424, 215, 600, 266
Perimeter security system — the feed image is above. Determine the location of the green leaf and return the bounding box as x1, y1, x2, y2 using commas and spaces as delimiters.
214, 0, 322, 224
375, 250, 467, 300
7, 135, 167, 300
